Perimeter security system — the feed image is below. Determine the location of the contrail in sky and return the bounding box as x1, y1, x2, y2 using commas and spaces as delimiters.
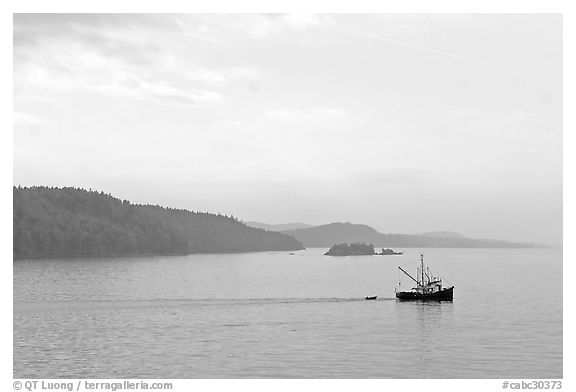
337, 26, 506, 71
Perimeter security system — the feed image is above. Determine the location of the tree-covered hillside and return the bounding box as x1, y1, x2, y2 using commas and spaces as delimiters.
13, 186, 304, 258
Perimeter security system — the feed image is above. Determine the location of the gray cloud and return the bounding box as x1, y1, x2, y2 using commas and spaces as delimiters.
14, 14, 231, 105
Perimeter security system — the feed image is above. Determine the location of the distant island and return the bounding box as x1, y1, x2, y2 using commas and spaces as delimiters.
324, 243, 403, 256
379, 248, 403, 255
325, 242, 376, 256
283, 222, 537, 249
13, 186, 304, 258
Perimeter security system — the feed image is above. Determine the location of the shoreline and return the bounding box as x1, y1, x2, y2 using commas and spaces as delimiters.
12, 247, 306, 261
12, 244, 556, 262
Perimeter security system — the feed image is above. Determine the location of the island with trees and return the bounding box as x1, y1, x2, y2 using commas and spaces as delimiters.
378, 248, 403, 255
324, 242, 403, 256
324, 242, 376, 256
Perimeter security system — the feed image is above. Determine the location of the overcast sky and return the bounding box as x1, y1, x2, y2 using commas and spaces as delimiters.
13, 14, 562, 243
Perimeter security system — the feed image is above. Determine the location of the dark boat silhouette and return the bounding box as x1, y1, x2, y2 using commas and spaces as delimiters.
395, 254, 454, 301
365, 296, 377, 300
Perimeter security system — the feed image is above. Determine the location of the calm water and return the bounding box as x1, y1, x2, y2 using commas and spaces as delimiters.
14, 248, 562, 378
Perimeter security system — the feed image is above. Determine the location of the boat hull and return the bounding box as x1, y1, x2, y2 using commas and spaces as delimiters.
395, 286, 454, 301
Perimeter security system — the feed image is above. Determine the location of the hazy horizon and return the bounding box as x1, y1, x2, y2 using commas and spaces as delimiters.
13, 14, 562, 244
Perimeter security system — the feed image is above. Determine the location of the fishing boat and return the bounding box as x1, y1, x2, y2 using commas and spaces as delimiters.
395, 254, 454, 301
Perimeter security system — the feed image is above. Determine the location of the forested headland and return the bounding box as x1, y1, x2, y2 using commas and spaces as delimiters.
13, 186, 304, 258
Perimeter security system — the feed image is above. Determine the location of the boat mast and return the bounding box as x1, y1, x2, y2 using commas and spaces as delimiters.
420, 254, 425, 288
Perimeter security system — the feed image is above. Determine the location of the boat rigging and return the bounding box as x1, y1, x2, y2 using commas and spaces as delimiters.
395, 254, 454, 301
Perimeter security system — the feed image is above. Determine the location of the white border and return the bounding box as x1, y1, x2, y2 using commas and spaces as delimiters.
3, 2, 572, 391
